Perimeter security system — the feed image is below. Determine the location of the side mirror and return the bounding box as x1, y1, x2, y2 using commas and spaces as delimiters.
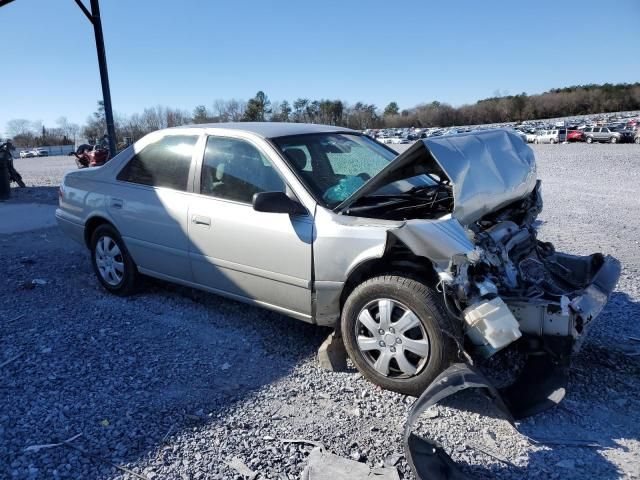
252, 191, 307, 215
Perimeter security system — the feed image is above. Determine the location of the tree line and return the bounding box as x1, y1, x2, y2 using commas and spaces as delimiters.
4, 117, 79, 148
5, 82, 639, 147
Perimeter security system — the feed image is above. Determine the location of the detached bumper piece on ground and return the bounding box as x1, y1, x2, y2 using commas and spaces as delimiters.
403, 357, 576, 479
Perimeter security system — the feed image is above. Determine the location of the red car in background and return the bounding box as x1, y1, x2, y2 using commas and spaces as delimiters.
73, 144, 110, 168
567, 129, 584, 142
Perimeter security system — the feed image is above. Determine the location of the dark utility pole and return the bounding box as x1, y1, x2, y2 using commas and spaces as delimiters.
88, 0, 117, 157
0, 0, 117, 157
74, 0, 117, 157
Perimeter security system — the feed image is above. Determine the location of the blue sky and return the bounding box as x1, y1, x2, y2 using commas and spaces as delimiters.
1, 0, 639, 133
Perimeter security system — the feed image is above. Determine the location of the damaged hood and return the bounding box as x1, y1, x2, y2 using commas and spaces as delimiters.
337, 129, 537, 225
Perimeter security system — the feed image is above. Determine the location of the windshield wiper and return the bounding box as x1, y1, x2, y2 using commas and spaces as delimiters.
344, 196, 409, 213
405, 183, 442, 195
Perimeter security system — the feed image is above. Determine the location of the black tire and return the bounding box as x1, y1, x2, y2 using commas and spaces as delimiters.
610, 136, 618, 144
635, 137, 640, 144
586, 136, 593, 144
90, 224, 139, 296
341, 275, 458, 396
533, 138, 539, 144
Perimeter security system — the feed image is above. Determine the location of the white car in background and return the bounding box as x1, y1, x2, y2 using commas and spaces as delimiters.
534, 130, 559, 144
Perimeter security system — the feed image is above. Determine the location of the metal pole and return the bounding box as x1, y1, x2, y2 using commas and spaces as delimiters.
90, 0, 117, 157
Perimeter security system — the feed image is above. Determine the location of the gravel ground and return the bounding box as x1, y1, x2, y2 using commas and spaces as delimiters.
1, 144, 639, 479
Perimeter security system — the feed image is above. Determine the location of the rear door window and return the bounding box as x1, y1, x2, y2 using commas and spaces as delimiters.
117, 135, 198, 191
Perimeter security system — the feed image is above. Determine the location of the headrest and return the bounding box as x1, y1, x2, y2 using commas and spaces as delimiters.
215, 162, 225, 181
284, 148, 308, 170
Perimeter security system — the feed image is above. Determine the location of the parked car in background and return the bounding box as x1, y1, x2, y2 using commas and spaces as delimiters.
583, 127, 622, 144
19, 150, 34, 158
55, 124, 620, 396
566, 129, 584, 142
34, 148, 49, 157
534, 130, 560, 144
610, 126, 636, 143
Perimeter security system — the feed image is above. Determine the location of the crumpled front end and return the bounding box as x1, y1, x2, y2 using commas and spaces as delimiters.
392, 181, 621, 358
338, 129, 620, 357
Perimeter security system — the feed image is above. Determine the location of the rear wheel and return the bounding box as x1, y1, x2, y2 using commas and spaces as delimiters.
90, 224, 139, 296
635, 137, 640, 144
610, 136, 618, 144
341, 275, 458, 396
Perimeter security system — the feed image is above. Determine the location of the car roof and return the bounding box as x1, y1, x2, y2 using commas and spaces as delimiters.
172, 122, 355, 139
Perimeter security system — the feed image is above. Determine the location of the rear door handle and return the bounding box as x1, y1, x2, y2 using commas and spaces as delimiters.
192, 215, 211, 227
110, 198, 123, 209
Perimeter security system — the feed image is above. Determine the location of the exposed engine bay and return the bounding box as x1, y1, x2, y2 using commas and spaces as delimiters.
340, 130, 620, 360
345, 171, 619, 360
438, 182, 618, 358
349, 172, 620, 357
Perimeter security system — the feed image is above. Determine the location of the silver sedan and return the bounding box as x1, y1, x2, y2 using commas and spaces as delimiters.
57, 123, 619, 396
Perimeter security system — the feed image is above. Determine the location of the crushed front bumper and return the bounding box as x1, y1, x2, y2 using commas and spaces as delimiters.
507, 254, 620, 352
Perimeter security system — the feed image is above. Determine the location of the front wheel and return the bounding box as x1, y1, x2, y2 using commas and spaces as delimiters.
586, 136, 593, 144
341, 275, 458, 396
635, 137, 640, 144
90, 224, 139, 296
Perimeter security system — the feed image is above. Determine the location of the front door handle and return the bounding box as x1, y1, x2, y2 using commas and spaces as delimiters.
192, 215, 211, 227
110, 198, 123, 209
